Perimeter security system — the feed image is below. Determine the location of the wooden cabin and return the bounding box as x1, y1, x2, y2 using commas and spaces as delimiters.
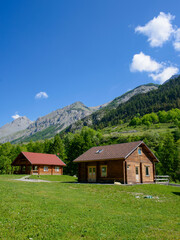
73, 141, 159, 184
12, 152, 66, 175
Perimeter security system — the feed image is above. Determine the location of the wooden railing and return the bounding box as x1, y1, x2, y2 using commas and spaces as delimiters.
154, 175, 169, 184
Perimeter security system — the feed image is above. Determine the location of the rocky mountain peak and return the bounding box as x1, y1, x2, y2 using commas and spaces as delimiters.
0, 116, 32, 140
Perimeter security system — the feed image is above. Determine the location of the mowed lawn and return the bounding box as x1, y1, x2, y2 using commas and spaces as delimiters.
0, 175, 179, 240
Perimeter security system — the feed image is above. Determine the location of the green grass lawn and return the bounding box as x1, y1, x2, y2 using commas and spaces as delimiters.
0, 175, 179, 240
29, 174, 77, 182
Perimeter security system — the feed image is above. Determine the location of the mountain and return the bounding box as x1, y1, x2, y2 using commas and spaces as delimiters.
64, 83, 159, 133
0, 82, 160, 143
0, 116, 32, 142
12, 83, 158, 143
0, 102, 97, 143
88, 75, 180, 129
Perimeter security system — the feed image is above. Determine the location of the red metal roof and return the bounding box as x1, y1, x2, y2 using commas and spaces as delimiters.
73, 141, 159, 162
19, 152, 66, 166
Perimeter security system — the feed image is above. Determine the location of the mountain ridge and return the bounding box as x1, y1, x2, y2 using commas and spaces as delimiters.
0, 116, 32, 140
0, 82, 159, 143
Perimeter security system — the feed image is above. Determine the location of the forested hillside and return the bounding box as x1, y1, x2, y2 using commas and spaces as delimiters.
94, 76, 180, 129
65, 76, 180, 133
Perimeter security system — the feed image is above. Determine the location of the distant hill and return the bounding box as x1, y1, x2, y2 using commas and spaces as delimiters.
64, 83, 159, 133
0, 82, 160, 143
92, 75, 180, 129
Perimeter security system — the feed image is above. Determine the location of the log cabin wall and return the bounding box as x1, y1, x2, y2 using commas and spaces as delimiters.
51, 166, 63, 175
126, 147, 154, 184
78, 163, 87, 182
78, 160, 124, 183
38, 165, 63, 175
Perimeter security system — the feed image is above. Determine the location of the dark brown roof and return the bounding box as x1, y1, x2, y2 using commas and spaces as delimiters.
12, 152, 66, 166
73, 141, 158, 162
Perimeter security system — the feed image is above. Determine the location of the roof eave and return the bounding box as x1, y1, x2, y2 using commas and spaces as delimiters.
124, 141, 143, 159
124, 141, 159, 162
73, 157, 125, 163
11, 152, 32, 166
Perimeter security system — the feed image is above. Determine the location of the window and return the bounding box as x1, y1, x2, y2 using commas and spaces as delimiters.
145, 166, 150, 176
33, 166, 38, 171
96, 149, 103, 154
44, 166, 48, 172
138, 147, 142, 155
55, 166, 59, 172
136, 166, 139, 175
127, 164, 130, 169
101, 165, 107, 177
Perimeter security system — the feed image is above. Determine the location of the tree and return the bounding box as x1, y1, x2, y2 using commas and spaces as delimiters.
158, 134, 178, 180
129, 117, 141, 126
0, 156, 12, 174
175, 140, 180, 181
158, 111, 168, 123
49, 135, 66, 160
64, 127, 102, 175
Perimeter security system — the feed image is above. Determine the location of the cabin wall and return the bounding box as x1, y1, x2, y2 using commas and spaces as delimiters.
126, 147, 154, 184
78, 160, 124, 183
51, 166, 63, 175
35, 165, 63, 175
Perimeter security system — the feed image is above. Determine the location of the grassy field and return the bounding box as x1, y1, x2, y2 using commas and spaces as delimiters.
29, 175, 77, 182
101, 122, 177, 138
0, 175, 179, 240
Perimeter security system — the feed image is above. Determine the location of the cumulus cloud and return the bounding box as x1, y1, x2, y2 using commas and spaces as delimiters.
173, 28, 180, 51
149, 66, 179, 84
12, 114, 21, 120
130, 52, 162, 72
135, 12, 175, 47
35, 92, 48, 99
130, 52, 179, 83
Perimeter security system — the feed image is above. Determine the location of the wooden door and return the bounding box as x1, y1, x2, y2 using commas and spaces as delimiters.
135, 166, 140, 182
88, 166, 96, 182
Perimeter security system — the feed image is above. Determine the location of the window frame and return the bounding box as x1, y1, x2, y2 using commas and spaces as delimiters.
55, 166, 60, 172
127, 164, 130, 170
138, 147, 142, 155
145, 166, 150, 176
44, 166, 49, 172
100, 165, 107, 177
34, 165, 38, 171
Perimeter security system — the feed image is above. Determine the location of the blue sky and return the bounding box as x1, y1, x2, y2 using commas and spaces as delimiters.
0, 0, 180, 126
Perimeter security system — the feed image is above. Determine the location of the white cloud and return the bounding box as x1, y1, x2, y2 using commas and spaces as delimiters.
130, 52, 179, 84
173, 28, 180, 51
131, 12, 180, 83
135, 12, 175, 47
130, 52, 162, 72
12, 114, 21, 120
149, 66, 179, 84
35, 92, 48, 99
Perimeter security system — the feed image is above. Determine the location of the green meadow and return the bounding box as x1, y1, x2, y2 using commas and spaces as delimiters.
0, 175, 179, 240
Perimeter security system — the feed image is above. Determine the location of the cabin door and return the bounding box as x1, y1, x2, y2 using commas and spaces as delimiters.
88, 166, 96, 182
135, 166, 140, 182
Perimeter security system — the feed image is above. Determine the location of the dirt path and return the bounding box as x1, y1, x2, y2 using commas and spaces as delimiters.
14, 175, 51, 182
